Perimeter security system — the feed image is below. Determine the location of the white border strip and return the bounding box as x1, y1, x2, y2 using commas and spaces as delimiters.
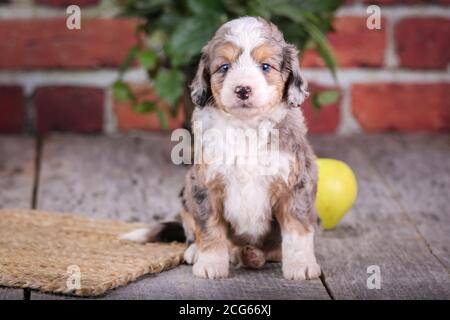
0, 68, 148, 96
303, 68, 450, 87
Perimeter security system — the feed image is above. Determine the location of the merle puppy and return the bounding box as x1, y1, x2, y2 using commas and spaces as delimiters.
122, 17, 320, 280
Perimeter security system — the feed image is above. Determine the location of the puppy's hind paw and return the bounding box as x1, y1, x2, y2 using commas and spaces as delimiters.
240, 246, 265, 269
283, 260, 321, 280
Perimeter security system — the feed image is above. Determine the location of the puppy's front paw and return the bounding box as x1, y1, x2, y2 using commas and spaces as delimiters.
193, 251, 229, 279
282, 259, 321, 280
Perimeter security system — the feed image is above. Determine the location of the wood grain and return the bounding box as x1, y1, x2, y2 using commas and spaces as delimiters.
356, 134, 450, 271
36, 133, 187, 222
0, 136, 35, 300
0, 137, 35, 209
0, 287, 23, 300
310, 135, 450, 299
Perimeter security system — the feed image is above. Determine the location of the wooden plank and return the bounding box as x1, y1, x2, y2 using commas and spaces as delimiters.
0, 137, 35, 209
356, 134, 450, 271
32, 133, 329, 300
310, 134, 450, 299
36, 133, 187, 222
0, 287, 23, 300
0, 136, 35, 300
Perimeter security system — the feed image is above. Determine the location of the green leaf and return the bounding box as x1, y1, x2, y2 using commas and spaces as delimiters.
137, 49, 157, 70
133, 101, 157, 113
120, 0, 170, 17
157, 109, 169, 130
148, 30, 167, 48
312, 90, 340, 110
294, 0, 344, 13
271, 4, 337, 78
187, 0, 225, 15
223, 0, 247, 16
244, 0, 273, 19
154, 69, 185, 107
119, 47, 138, 74
302, 20, 337, 79
271, 4, 305, 23
112, 81, 135, 102
168, 15, 222, 66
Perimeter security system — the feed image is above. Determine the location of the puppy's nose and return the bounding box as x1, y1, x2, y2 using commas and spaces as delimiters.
235, 86, 252, 100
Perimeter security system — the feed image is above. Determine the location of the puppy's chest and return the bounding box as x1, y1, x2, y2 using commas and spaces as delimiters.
201, 125, 292, 242
216, 161, 289, 242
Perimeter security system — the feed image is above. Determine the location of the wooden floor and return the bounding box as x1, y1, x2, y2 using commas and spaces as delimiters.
0, 133, 449, 300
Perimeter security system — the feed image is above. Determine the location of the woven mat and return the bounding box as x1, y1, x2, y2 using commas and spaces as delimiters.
0, 209, 186, 297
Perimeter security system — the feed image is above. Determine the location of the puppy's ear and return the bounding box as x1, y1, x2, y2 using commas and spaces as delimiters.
282, 44, 309, 107
190, 46, 212, 107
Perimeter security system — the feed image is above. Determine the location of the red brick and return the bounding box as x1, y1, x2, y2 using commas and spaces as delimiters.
34, 0, 99, 6
396, 18, 450, 69
113, 84, 185, 132
301, 17, 386, 68
352, 83, 450, 132
0, 18, 140, 70
0, 86, 25, 133
302, 84, 341, 133
364, 0, 450, 5
35, 86, 104, 134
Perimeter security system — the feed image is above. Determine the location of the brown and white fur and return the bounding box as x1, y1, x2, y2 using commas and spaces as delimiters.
121, 17, 321, 280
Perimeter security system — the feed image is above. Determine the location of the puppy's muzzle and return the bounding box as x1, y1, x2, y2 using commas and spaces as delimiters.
235, 85, 252, 100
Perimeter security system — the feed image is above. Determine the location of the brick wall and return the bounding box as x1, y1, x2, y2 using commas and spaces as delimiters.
0, 0, 449, 134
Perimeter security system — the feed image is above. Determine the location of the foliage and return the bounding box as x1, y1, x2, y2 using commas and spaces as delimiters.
114, 0, 344, 127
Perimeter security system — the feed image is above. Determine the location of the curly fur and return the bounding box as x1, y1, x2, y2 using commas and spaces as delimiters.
122, 17, 320, 280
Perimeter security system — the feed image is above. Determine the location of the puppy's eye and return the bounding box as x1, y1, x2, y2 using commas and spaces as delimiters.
218, 64, 230, 74
261, 63, 271, 73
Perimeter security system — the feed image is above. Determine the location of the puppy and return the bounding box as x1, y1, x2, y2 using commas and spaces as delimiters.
122, 17, 321, 280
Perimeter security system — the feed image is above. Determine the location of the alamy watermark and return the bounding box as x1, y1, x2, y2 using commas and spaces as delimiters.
366, 5, 382, 30
66, 5, 81, 30
367, 265, 381, 289
171, 120, 281, 176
